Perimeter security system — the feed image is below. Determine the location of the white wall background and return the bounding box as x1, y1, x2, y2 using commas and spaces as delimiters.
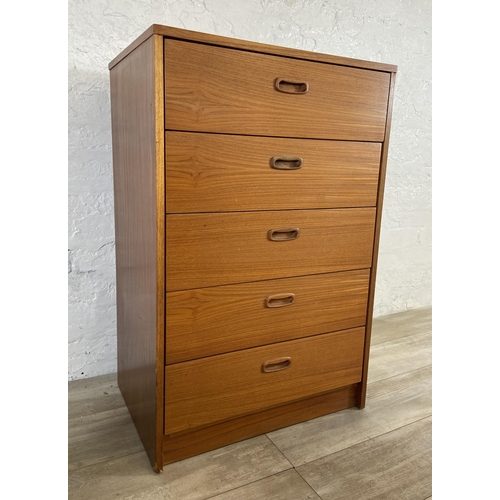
68, 0, 431, 380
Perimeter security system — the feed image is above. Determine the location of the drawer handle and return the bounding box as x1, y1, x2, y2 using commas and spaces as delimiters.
262, 357, 292, 373
265, 293, 295, 308
268, 228, 300, 241
270, 156, 303, 170
274, 78, 309, 94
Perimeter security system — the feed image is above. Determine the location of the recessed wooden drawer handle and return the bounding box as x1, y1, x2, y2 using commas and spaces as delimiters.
268, 227, 300, 241
274, 78, 309, 94
265, 293, 295, 308
262, 357, 292, 373
270, 156, 303, 170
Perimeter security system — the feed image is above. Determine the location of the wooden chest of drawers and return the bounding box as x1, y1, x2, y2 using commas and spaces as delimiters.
109, 24, 396, 472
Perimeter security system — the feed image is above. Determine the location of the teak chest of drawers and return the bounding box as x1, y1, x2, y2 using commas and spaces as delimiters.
109, 24, 397, 472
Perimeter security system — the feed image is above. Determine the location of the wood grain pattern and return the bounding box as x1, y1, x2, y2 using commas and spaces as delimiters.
108, 24, 397, 471
165, 132, 381, 212
153, 34, 166, 473
357, 72, 397, 409
165, 328, 365, 434
166, 208, 376, 291
110, 35, 164, 471
110, 24, 397, 73
163, 384, 357, 465
166, 269, 370, 364
165, 39, 390, 141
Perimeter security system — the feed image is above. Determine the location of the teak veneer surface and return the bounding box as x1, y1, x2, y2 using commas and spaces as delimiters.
109, 24, 398, 73
165, 328, 365, 435
109, 23, 397, 471
109, 35, 165, 470
166, 208, 376, 291
166, 132, 382, 213
162, 384, 358, 465
166, 269, 370, 363
357, 73, 397, 409
165, 39, 390, 142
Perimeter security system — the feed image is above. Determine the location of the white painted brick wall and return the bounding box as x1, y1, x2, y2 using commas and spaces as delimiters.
68, 0, 431, 380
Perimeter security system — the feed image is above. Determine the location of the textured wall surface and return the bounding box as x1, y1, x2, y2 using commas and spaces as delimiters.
68, 0, 431, 380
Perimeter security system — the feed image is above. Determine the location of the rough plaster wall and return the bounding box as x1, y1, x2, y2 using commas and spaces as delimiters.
68, 0, 431, 380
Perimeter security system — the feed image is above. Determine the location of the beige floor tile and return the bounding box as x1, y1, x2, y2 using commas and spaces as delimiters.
371, 307, 431, 345
69, 435, 292, 500
69, 451, 153, 500
68, 406, 144, 470
297, 417, 432, 500
267, 365, 431, 466
368, 331, 431, 383
68, 373, 122, 419
208, 469, 320, 500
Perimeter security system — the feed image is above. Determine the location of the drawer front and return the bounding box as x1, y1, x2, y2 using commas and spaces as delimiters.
166, 208, 375, 291
166, 132, 381, 213
166, 269, 370, 364
165, 327, 365, 434
165, 39, 390, 141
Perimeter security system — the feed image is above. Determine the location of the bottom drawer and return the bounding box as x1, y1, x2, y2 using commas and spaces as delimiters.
165, 327, 365, 435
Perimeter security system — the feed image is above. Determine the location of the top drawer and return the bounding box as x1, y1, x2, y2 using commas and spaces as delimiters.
165, 39, 390, 142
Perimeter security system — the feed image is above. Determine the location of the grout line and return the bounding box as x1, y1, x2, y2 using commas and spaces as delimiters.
295, 414, 432, 471
192, 436, 295, 500
262, 434, 295, 469
67, 402, 130, 422
269, 408, 432, 471
68, 450, 147, 473
373, 305, 432, 321
370, 328, 432, 347
266, 371, 432, 470
264, 432, 295, 470
294, 466, 325, 499
371, 318, 432, 341
366, 363, 432, 386
371, 329, 432, 347
202, 467, 295, 500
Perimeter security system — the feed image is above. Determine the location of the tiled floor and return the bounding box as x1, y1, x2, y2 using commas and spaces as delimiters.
68, 306, 432, 500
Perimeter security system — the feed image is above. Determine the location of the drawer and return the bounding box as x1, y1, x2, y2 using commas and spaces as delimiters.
166, 208, 376, 291
165, 327, 365, 434
166, 269, 370, 364
165, 39, 390, 141
166, 132, 381, 213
